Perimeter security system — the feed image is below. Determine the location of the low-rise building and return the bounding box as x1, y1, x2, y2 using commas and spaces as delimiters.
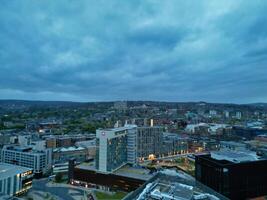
0, 163, 33, 197
124, 169, 228, 200
53, 146, 88, 164
220, 141, 247, 151
1, 145, 52, 176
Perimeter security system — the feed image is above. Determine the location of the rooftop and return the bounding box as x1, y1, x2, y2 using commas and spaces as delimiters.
126, 169, 228, 200
0, 163, 32, 179
210, 150, 259, 163
113, 165, 153, 181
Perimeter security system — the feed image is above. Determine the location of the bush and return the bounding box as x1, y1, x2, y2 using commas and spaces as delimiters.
55, 173, 63, 183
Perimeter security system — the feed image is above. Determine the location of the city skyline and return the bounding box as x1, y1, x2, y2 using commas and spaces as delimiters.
1, 1, 267, 103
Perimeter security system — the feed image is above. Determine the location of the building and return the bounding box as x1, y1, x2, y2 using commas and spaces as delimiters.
0, 134, 12, 147
195, 151, 267, 199
45, 137, 57, 148
53, 146, 88, 164
162, 133, 188, 156
75, 139, 96, 159
0, 163, 33, 197
1, 145, 52, 176
236, 111, 242, 119
96, 127, 130, 173
114, 101, 127, 110
220, 141, 247, 151
69, 162, 151, 192
18, 135, 31, 146
126, 125, 138, 164
136, 126, 164, 161
124, 169, 228, 200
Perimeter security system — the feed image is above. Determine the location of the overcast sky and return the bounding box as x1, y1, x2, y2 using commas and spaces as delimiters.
0, 0, 267, 103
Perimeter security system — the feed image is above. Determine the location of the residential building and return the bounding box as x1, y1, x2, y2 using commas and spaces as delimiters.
136, 126, 164, 161
162, 133, 188, 156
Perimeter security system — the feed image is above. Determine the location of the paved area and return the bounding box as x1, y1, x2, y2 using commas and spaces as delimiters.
29, 178, 93, 200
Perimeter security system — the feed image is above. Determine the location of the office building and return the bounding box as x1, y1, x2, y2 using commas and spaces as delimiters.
195, 150, 267, 199
1, 145, 52, 176
0, 163, 33, 197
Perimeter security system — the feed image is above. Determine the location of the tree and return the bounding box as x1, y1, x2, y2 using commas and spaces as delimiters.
55, 173, 63, 183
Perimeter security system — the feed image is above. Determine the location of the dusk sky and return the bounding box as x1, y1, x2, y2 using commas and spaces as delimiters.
0, 0, 267, 103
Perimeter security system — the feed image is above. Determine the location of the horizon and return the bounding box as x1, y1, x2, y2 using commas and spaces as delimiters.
0, 98, 266, 105
1, 1, 267, 103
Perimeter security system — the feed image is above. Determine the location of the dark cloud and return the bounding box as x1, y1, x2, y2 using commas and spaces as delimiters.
0, 0, 267, 103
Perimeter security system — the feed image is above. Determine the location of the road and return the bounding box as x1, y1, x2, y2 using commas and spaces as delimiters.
31, 178, 86, 200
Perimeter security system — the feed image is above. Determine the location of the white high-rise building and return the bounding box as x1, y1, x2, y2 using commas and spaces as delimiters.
236, 111, 242, 119
96, 125, 137, 173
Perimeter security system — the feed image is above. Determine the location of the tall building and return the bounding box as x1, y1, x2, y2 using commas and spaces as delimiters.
195, 151, 267, 199
96, 127, 131, 173
0, 163, 33, 197
95, 125, 165, 172
136, 126, 164, 161
126, 125, 138, 164
1, 145, 52, 176
236, 111, 242, 119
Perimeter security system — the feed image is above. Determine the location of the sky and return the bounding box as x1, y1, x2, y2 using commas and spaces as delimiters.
0, 0, 267, 103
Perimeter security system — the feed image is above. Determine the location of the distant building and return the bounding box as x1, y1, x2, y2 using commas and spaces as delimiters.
224, 110, 230, 118
209, 110, 217, 116
195, 150, 267, 199
0, 163, 33, 197
18, 135, 31, 146
162, 133, 188, 156
53, 146, 87, 164
0, 134, 11, 146
75, 139, 96, 159
45, 137, 57, 148
1, 145, 52, 176
236, 111, 242, 119
114, 101, 127, 110
220, 141, 247, 151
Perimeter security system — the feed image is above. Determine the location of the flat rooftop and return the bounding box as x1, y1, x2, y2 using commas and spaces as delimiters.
0, 163, 32, 179
127, 169, 228, 200
113, 165, 153, 181
76, 163, 153, 181
211, 150, 259, 163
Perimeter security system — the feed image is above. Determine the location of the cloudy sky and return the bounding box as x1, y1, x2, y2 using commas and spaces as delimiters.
0, 0, 267, 103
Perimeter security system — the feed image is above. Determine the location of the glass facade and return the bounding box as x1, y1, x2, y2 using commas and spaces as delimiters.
107, 135, 127, 171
